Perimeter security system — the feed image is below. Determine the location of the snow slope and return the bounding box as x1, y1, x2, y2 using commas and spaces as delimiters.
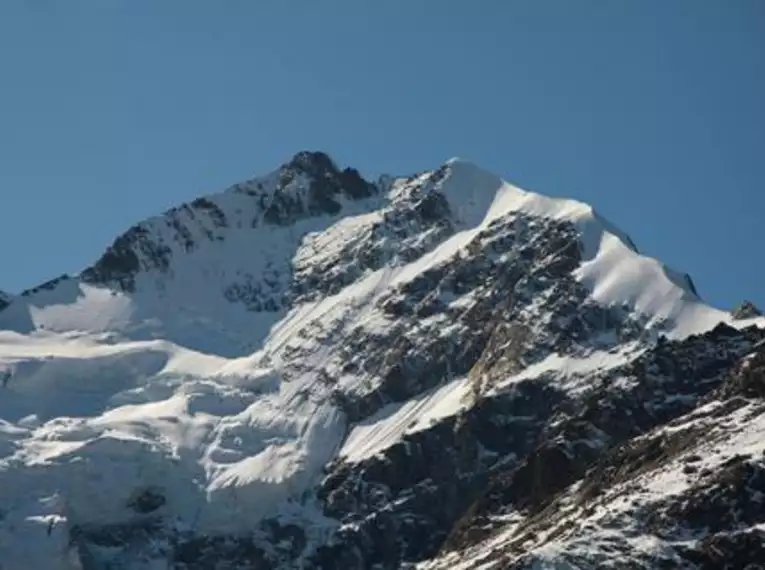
0, 152, 761, 569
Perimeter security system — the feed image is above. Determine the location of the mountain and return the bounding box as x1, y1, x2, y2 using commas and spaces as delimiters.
0, 151, 763, 569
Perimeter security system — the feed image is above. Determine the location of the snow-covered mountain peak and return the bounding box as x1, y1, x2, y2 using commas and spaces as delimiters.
407, 156, 715, 336
0, 151, 756, 359
77, 150, 378, 290
1, 152, 763, 569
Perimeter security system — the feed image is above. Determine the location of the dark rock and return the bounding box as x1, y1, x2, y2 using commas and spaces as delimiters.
716, 341, 765, 400
579, 426, 704, 504
126, 486, 166, 514
656, 457, 765, 534
319, 380, 565, 566
733, 300, 763, 320
20, 274, 70, 297
414, 191, 451, 222
69, 518, 167, 568
172, 534, 270, 569
191, 196, 228, 228
81, 224, 172, 292
339, 167, 375, 200
677, 529, 765, 569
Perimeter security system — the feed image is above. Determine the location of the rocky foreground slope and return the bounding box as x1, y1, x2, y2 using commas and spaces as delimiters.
0, 152, 763, 569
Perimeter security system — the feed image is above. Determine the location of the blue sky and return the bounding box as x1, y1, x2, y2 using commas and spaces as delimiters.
1, 1, 763, 309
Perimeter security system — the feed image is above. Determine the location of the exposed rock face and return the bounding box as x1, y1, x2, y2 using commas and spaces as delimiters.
1, 152, 764, 570
20, 274, 71, 297
420, 328, 765, 570
81, 224, 171, 292
316, 379, 566, 567
733, 300, 763, 320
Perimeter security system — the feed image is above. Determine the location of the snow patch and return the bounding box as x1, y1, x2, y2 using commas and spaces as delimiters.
340, 376, 471, 464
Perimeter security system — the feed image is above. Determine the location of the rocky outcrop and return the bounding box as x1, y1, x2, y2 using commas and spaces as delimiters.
316, 380, 566, 567
20, 274, 71, 297
290, 169, 455, 303
715, 338, 765, 399
80, 224, 172, 292
733, 300, 763, 320
326, 211, 649, 425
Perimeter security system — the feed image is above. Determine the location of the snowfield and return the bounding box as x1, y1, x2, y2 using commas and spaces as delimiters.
0, 153, 762, 569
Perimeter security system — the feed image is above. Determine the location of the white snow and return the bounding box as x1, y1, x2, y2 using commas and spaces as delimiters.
340, 376, 471, 463
0, 332, 349, 568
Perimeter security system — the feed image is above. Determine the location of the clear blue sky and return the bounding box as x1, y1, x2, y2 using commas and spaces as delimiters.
1, 1, 763, 310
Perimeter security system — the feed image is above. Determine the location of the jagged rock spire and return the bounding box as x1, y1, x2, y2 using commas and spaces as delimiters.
732, 300, 762, 320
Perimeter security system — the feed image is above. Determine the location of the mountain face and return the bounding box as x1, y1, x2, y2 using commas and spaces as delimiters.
0, 152, 763, 570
